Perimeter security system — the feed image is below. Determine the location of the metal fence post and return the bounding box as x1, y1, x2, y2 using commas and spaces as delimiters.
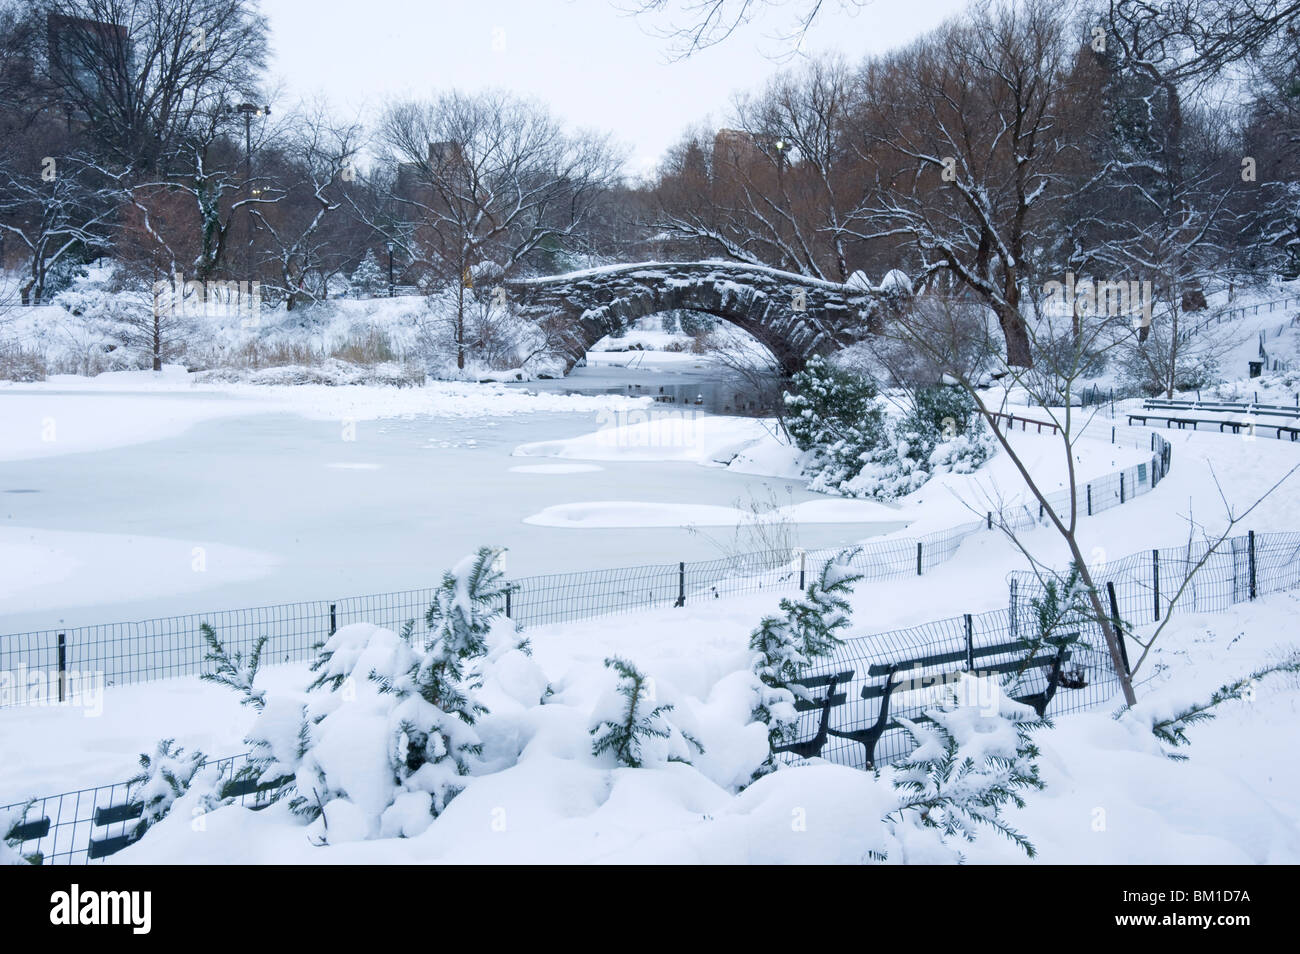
57, 633, 66, 704
675, 562, 686, 607
964, 614, 974, 671
797, 549, 806, 590
1150, 457, 1157, 488
987, 511, 992, 530
1248, 531, 1257, 600
916, 541, 923, 576
1120, 472, 1125, 504
1152, 550, 1160, 622
1009, 578, 1018, 639
505, 587, 512, 620
1086, 484, 1092, 516
1106, 581, 1131, 676
328, 603, 336, 637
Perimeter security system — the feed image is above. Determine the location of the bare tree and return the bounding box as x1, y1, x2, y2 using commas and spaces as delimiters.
373, 91, 622, 369
252, 101, 363, 310
34, 0, 269, 173
0, 140, 119, 303
125, 96, 281, 283
881, 290, 1296, 704
627, 0, 867, 59
848, 0, 1079, 368
651, 58, 867, 280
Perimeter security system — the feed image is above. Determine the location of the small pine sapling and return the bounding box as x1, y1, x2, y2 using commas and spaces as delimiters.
749, 551, 862, 777
421, 545, 510, 662
1010, 564, 1096, 694
591, 657, 702, 768
876, 675, 1047, 862
127, 739, 208, 839
199, 622, 267, 710
305, 548, 510, 826
380, 546, 512, 810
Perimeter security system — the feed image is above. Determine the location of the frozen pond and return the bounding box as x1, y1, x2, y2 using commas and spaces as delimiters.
0, 396, 907, 633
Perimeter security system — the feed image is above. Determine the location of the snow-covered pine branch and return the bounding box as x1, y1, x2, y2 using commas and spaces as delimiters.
199, 622, 267, 710
590, 656, 703, 769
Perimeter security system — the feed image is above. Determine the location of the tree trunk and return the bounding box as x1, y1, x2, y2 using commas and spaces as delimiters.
997, 301, 1034, 368
456, 282, 466, 370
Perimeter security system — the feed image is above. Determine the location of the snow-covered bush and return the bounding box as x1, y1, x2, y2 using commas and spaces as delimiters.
349, 251, 387, 298
786, 360, 995, 499
749, 551, 862, 777
231, 547, 512, 841
891, 385, 997, 487
784, 355, 889, 491
127, 739, 209, 839
875, 675, 1047, 863
590, 656, 702, 769
45, 263, 146, 374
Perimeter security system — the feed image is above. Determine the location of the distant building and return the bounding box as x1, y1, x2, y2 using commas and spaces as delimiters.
395, 141, 467, 202
46, 13, 131, 121
712, 128, 764, 168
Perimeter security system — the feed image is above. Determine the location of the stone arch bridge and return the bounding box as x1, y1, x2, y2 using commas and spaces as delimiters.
502, 261, 892, 376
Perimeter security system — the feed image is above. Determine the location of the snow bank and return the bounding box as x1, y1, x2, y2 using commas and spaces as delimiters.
523, 498, 905, 529
513, 414, 788, 467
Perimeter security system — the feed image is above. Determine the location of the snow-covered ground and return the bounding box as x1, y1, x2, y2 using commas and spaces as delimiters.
6, 578, 1294, 864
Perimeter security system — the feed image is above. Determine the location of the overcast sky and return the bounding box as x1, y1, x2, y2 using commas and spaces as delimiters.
258, 0, 970, 178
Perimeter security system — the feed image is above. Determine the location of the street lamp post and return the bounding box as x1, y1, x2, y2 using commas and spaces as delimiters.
773, 138, 788, 189
385, 241, 395, 297
228, 102, 270, 272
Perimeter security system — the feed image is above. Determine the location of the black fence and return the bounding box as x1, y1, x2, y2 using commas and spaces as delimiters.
1011, 530, 1300, 628
1, 752, 274, 865
0, 432, 1174, 703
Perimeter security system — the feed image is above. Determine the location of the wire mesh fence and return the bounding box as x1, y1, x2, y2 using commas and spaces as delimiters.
0, 434, 1174, 704
1010, 530, 1300, 629
1, 752, 268, 865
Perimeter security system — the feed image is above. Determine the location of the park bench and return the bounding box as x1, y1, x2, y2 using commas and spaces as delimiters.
1127, 412, 1300, 441
1143, 398, 1300, 419
776, 637, 1078, 770
1144, 400, 1300, 421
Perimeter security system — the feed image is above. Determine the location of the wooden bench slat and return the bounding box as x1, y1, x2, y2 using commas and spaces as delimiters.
5, 817, 51, 841
93, 802, 143, 826
862, 652, 1071, 695
794, 692, 847, 712
794, 670, 854, 689
87, 832, 141, 860
865, 637, 1076, 677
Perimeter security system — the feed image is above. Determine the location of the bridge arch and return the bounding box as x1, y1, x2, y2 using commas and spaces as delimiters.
504, 261, 891, 376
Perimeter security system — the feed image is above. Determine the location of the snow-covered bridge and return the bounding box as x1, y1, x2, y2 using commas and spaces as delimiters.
504, 261, 898, 375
